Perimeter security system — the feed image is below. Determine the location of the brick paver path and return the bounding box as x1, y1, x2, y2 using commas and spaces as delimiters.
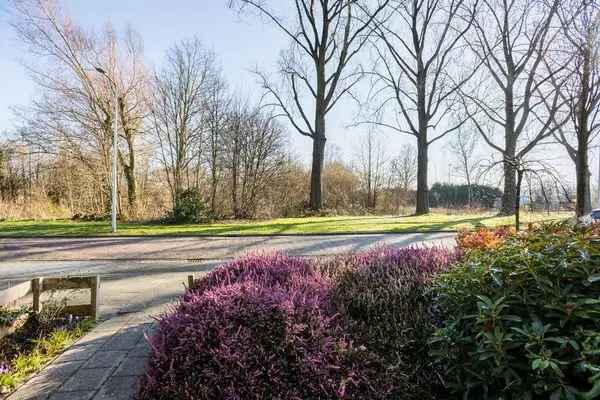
8, 315, 153, 400
5, 272, 198, 400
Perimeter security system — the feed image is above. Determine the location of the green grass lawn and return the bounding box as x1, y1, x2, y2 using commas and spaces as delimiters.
0, 212, 572, 237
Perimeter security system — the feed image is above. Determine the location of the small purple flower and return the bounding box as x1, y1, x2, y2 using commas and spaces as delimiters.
0, 362, 10, 375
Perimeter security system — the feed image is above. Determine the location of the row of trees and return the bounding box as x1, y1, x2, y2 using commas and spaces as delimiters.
232, 0, 599, 217
150, 39, 288, 218
3, 0, 596, 219
7, 0, 292, 220
8, 127, 568, 219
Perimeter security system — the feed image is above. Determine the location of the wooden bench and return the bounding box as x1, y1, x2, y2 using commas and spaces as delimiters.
31, 276, 100, 321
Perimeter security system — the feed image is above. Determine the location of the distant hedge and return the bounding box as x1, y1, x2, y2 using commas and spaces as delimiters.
429, 182, 502, 208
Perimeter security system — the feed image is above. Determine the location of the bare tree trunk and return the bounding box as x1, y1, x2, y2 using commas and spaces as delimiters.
310, 58, 327, 211
515, 168, 524, 230
121, 134, 136, 209
231, 137, 240, 218
123, 164, 136, 208
576, 38, 592, 218
501, 156, 517, 215
310, 133, 326, 211
210, 164, 218, 215
500, 81, 518, 215
585, 169, 592, 212
466, 171, 472, 208
576, 138, 590, 217
416, 135, 429, 215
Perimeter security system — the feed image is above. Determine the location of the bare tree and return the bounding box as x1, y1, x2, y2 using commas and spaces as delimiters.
204, 71, 230, 216
551, 0, 600, 217
480, 156, 568, 229
463, 0, 567, 215
448, 125, 480, 207
363, 0, 478, 214
11, 0, 148, 213
355, 130, 387, 209
150, 39, 215, 212
230, 0, 390, 211
511, 158, 568, 230
224, 103, 287, 218
389, 143, 417, 212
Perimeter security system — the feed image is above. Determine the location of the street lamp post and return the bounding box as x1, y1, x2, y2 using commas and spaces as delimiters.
95, 67, 118, 233
597, 147, 600, 208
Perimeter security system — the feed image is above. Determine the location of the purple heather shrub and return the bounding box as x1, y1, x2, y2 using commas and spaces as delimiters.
139, 280, 386, 400
186, 252, 324, 297
323, 246, 461, 399
139, 249, 460, 400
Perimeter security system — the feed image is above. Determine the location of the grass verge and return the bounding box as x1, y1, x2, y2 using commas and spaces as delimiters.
0, 212, 572, 237
0, 318, 94, 394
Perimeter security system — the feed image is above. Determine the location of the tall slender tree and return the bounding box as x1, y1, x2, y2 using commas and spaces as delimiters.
448, 125, 481, 208
355, 130, 387, 209
363, 0, 478, 214
552, 0, 600, 217
150, 39, 216, 212
230, 0, 390, 210
464, 0, 567, 215
11, 0, 148, 213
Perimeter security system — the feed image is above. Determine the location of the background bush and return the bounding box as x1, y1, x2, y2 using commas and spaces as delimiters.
430, 223, 600, 399
170, 188, 210, 223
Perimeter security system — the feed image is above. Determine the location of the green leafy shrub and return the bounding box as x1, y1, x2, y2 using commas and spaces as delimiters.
171, 188, 209, 224
430, 224, 600, 399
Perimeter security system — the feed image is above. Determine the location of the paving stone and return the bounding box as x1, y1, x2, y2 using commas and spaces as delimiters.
41, 360, 85, 381
142, 323, 157, 335
101, 329, 143, 351
92, 376, 140, 400
126, 314, 153, 324
113, 357, 148, 377
53, 344, 100, 363
47, 391, 95, 400
93, 319, 129, 332
58, 368, 113, 392
129, 340, 150, 357
6, 375, 60, 400
73, 330, 114, 347
82, 350, 128, 369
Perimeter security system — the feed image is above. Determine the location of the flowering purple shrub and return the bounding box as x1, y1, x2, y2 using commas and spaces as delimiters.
186, 253, 323, 295
140, 254, 390, 400
325, 246, 461, 399
139, 249, 460, 400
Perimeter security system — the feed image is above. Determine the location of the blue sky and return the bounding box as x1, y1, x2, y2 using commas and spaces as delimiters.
0, 1, 583, 186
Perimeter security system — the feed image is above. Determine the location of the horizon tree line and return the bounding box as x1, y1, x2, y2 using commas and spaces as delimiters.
2, 0, 597, 220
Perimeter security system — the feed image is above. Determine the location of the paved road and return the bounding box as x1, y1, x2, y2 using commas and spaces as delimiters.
0, 233, 455, 282
0, 233, 455, 261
